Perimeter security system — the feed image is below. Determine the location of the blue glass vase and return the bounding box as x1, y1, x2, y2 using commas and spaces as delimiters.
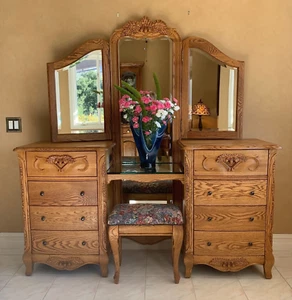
130, 118, 167, 172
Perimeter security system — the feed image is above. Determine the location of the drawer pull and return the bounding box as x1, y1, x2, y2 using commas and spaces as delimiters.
248, 242, 253, 247
41, 216, 46, 221
126, 130, 130, 133
42, 241, 47, 246
80, 216, 86, 221
40, 191, 44, 196
82, 241, 86, 246
249, 217, 254, 222
207, 217, 213, 222
207, 191, 212, 196
207, 242, 212, 246
250, 191, 255, 196
80, 191, 85, 196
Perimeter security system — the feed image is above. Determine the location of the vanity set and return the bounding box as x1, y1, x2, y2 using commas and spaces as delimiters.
14, 17, 280, 283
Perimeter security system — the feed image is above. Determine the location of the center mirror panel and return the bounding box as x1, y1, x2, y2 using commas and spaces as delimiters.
110, 17, 182, 167
181, 37, 244, 139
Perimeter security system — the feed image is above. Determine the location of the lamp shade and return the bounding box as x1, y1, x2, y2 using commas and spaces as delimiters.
192, 99, 210, 116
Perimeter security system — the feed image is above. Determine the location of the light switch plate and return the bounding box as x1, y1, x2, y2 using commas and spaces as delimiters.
6, 117, 22, 132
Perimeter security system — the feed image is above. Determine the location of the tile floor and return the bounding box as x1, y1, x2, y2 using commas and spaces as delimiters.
0, 233, 292, 300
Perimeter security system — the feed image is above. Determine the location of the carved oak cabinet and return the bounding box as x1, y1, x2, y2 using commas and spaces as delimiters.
14, 141, 114, 276
178, 139, 280, 278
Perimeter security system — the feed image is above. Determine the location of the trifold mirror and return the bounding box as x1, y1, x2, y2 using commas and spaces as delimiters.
47, 39, 111, 142
47, 16, 244, 145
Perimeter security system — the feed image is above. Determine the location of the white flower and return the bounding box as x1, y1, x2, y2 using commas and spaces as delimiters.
174, 106, 180, 111
155, 121, 161, 128
123, 114, 127, 119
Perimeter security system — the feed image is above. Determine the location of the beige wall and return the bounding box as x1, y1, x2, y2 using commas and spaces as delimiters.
1, 0, 291, 233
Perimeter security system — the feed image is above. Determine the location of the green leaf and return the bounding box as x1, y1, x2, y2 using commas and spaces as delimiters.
153, 73, 161, 100
114, 84, 137, 101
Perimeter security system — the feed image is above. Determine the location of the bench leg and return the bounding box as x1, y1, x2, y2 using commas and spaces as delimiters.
172, 225, 183, 284
108, 226, 121, 284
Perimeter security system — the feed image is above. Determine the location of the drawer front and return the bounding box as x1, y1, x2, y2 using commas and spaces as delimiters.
194, 231, 265, 256
26, 151, 97, 177
30, 207, 98, 230
28, 181, 97, 206
31, 231, 99, 254
194, 150, 268, 176
121, 126, 132, 136
194, 180, 267, 205
194, 206, 266, 231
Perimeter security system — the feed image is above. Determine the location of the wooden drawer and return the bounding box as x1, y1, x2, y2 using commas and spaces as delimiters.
30, 207, 98, 230
194, 206, 266, 231
31, 231, 99, 254
194, 150, 268, 176
194, 180, 267, 205
28, 181, 97, 206
194, 231, 265, 256
26, 151, 97, 177
121, 125, 132, 136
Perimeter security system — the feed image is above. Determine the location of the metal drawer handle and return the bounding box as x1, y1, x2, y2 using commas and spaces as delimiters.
40, 191, 44, 196
80, 191, 85, 196
41, 216, 46, 221
248, 242, 253, 247
82, 241, 86, 246
207, 217, 213, 222
207, 241, 212, 246
42, 241, 47, 246
207, 191, 212, 196
249, 217, 254, 222
126, 130, 130, 133
81, 216, 85, 221
250, 191, 255, 196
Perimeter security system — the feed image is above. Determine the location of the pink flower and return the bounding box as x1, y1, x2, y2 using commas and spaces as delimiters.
132, 116, 139, 123
144, 131, 151, 135
134, 106, 142, 114
142, 116, 152, 123
149, 104, 157, 112
164, 101, 172, 109
141, 96, 151, 104
133, 122, 139, 128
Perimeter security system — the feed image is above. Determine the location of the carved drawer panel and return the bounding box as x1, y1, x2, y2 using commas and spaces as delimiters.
194, 231, 265, 256
194, 206, 266, 231
28, 181, 97, 206
194, 180, 267, 205
194, 150, 268, 176
30, 207, 98, 231
26, 151, 97, 177
31, 231, 99, 254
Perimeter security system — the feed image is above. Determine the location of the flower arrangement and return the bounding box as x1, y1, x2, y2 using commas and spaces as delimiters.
115, 73, 180, 148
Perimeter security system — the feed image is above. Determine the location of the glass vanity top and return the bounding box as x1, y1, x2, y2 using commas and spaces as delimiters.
107, 156, 183, 174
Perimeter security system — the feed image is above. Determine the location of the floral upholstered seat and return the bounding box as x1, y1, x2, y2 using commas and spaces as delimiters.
108, 203, 183, 226
122, 180, 173, 194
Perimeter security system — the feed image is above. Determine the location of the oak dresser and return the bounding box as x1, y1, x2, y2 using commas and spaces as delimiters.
14, 141, 114, 276
178, 139, 281, 278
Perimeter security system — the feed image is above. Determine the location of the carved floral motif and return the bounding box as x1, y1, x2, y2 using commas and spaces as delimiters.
34, 155, 89, 172
202, 153, 259, 172
121, 16, 169, 37
209, 257, 249, 271
46, 256, 85, 270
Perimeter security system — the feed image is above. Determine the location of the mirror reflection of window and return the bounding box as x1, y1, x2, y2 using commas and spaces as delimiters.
55, 50, 105, 134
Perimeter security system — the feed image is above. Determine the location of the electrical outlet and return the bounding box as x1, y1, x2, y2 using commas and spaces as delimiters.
6, 117, 22, 132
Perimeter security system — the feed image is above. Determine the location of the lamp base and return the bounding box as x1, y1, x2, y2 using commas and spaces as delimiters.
198, 115, 203, 131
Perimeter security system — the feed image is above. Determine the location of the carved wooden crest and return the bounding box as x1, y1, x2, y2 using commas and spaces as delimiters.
121, 16, 169, 37
46, 256, 85, 270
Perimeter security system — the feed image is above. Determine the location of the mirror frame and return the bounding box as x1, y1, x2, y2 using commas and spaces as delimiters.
110, 16, 182, 166
181, 36, 244, 139
47, 39, 111, 142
